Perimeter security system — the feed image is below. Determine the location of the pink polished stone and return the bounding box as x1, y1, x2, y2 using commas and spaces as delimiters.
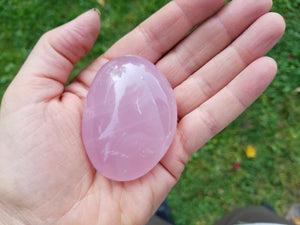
81, 55, 177, 181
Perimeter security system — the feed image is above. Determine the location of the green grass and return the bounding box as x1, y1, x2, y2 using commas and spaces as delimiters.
1, 0, 300, 224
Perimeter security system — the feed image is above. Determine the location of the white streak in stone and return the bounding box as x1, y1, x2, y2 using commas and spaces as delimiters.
103, 143, 110, 162
140, 148, 155, 158
152, 97, 156, 106
136, 99, 142, 115
109, 151, 129, 158
103, 145, 129, 162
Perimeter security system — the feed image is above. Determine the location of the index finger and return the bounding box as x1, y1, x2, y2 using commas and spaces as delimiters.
104, 0, 227, 62
75, 0, 226, 88
75, 0, 226, 90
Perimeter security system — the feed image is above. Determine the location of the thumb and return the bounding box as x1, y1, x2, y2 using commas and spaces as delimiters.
6, 9, 101, 105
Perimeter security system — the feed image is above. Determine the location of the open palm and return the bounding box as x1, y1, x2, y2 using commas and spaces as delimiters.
0, 0, 285, 224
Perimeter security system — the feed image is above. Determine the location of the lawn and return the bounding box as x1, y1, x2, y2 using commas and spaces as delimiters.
1, 0, 300, 224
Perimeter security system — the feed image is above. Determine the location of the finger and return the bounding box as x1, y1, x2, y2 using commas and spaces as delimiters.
104, 0, 227, 62
161, 57, 278, 177
157, 0, 273, 87
175, 12, 285, 118
75, 0, 228, 88
7, 9, 100, 104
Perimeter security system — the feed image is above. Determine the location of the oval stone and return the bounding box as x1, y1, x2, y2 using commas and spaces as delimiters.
81, 55, 177, 181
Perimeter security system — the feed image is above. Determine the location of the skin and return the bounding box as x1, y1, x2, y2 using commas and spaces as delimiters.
0, 0, 285, 224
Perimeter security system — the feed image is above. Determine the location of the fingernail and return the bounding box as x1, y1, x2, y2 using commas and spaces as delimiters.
92, 8, 101, 17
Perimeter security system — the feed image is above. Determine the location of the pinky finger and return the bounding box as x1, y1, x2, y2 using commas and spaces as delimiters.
178, 56, 277, 157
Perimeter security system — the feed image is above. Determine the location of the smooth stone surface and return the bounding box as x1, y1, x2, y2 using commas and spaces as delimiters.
81, 55, 177, 181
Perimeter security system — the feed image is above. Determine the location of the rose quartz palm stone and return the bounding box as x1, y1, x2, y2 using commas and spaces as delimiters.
81, 55, 177, 181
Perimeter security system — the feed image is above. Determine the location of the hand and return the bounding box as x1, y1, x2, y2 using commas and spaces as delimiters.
0, 0, 285, 224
